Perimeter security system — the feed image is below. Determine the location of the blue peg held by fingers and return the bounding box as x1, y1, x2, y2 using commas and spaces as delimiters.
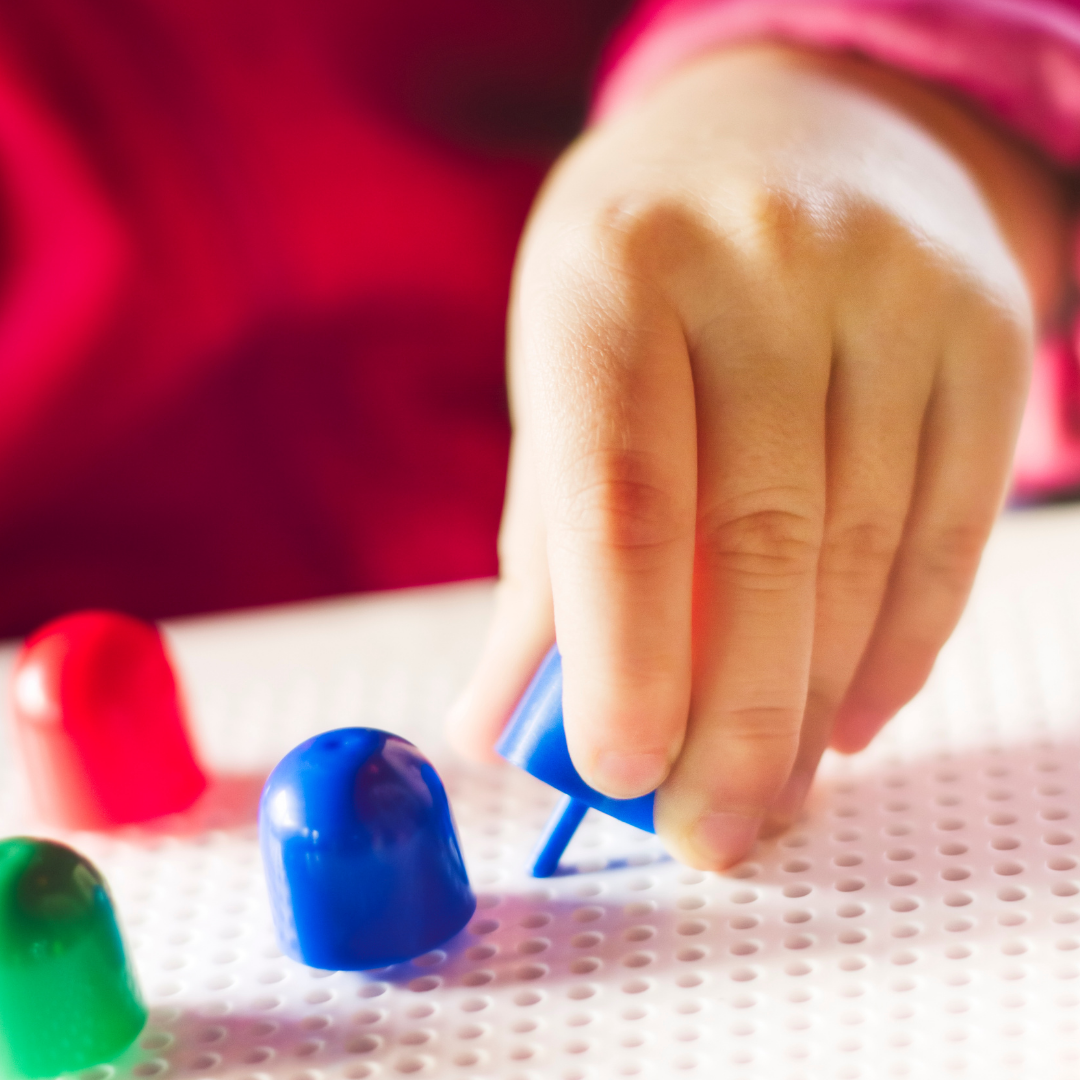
497, 646, 655, 876
259, 728, 476, 970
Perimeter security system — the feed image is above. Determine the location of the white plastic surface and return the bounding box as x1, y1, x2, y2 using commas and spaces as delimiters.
3, 506, 1080, 1079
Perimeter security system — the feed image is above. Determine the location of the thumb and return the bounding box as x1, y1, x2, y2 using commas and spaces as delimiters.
446, 436, 554, 761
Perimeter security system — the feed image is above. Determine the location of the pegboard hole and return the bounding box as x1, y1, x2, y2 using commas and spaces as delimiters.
460, 997, 491, 1013
413, 951, 445, 968
994, 861, 1025, 876
570, 932, 603, 949
347, 1036, 381, 1055
678, 947, 707, 962
944, 893, 974, 908
677, 920, 707, 936
998, 887, 1029, 902
462, 969, 495, 988
938, 843, 968, 856
999, 912, 1028, 927
836, 879, 866, 893
573, 907, 604, 923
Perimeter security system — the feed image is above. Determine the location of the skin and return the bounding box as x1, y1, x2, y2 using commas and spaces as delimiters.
447, 45, 1074, 870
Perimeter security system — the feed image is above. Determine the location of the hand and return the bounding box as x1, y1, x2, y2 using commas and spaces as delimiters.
448, 46, 1070, 869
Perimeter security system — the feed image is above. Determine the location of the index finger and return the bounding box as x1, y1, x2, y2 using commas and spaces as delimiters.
517, 241, 698, 799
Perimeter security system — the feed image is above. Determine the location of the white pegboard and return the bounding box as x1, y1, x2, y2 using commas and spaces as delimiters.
3, 507, 1080, 1079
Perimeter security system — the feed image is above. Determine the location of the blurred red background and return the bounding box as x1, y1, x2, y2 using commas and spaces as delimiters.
0, 0, 632, 636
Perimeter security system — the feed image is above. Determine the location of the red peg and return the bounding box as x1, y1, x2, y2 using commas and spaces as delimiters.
11, 611, 207, 828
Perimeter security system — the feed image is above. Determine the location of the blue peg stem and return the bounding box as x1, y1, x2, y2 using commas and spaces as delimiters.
528, 794, 589, 877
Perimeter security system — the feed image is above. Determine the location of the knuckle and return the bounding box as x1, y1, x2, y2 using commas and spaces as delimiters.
534, 196, 703, 287
701, 501, 822, 588
819, 518, 902, 590
905, 522, 987, 595
582, 196, 710, 291
557, 449, 694, 555
740, 186, 827, 254
723, 704, 803, 745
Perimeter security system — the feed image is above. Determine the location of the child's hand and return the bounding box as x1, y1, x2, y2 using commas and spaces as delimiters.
448, 46, 1070, 869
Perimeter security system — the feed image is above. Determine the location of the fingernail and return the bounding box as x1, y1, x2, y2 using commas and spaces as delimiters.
692, 812, 762, 870
590, 751, 669, 798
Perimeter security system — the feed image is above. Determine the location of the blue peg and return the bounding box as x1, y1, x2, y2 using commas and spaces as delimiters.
260, 728, 476, 970
497, 646, 656, 876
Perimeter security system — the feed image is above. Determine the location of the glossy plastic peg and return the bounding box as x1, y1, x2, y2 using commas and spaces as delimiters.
260, 728, 476, 970
10, 611, 207, 828
0, 838, 147, 1078
497, 645, 656, 876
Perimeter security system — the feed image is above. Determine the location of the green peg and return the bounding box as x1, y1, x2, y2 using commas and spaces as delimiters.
0, 838, 147, 1078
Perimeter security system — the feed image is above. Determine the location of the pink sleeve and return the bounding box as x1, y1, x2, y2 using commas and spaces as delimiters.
595, 0, 1080, 502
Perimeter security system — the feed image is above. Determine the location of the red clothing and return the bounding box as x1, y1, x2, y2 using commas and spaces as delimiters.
4, 0, 1080, 638
0, 1, 631, 635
